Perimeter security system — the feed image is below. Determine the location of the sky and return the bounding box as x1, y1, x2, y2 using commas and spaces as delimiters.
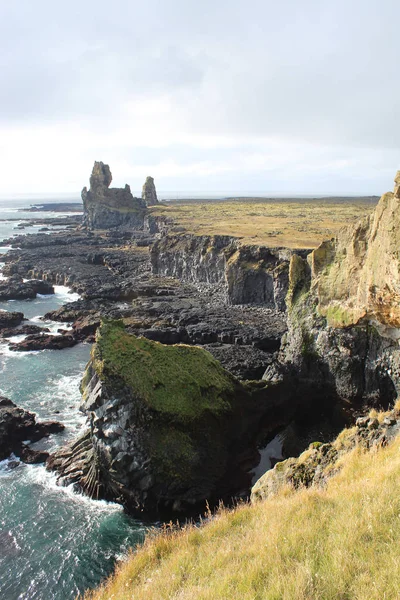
0, 0, 399, 197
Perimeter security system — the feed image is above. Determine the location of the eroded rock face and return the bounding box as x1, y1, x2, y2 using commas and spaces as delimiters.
82, 161, 146, 229
151, 234, 309, 310
278, 172, 400, 405
142, 176, 158, 206
48, 321, 293, 515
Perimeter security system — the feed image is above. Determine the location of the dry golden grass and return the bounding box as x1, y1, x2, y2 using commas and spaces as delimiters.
84, 431, 400, 600
150, 199, 376, 248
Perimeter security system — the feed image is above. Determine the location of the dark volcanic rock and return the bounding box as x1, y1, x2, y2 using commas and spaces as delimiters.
142, 176, 159, 206
0, 396, 64, 461
0, 311, 24, 330
82, 161, 146, 229
151, 234, 310, 310
9, 333, 77, 352
48, 322, 294, 516
0, 278, 54, 300
0, 325, 50, 338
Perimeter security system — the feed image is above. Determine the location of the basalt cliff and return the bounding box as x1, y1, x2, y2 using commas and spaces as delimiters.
280, 171, 400, 407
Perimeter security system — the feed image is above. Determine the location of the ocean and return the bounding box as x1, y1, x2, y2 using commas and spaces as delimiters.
0, 198, 147, 600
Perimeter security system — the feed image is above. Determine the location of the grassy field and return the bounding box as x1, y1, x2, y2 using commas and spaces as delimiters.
150, 197, 378, 248
84, 409, 400, 600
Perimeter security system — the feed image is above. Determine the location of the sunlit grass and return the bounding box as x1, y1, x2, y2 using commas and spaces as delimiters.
150, 198, 376, 248
83, 430, 400, 600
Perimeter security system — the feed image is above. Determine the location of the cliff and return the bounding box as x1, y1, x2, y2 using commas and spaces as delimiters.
311, 170, 400, 330
48, 320, 293, 515
81, 162, 146, 229
280, 171, 400, 405
151, 234, 309, 310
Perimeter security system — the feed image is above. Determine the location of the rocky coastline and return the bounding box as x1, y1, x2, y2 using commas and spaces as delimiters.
2, 162, 400, 518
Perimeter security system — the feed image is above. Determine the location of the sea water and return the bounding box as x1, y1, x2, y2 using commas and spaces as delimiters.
0, 199, 147, 600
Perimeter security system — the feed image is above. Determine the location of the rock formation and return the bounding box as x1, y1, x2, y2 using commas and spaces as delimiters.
278, 171, 400, 406
0, 311, 24, 330
0, 397, 64, 462
142, 176, 159, 206
82, 161, 146, 229
151, 234, 309, 310
48, 320, 293, 515
0, 276, 54, 300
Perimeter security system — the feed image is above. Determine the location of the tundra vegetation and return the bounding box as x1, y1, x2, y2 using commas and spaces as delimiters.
150, 197, 377, 248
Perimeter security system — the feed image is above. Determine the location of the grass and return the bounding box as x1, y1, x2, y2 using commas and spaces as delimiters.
150, 198, 377, 248
93, 321, 237, 422
83, 424, 400, 600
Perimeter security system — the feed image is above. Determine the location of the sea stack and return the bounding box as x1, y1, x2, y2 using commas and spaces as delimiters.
82, 161, 146, 229
142, 176, 159, 206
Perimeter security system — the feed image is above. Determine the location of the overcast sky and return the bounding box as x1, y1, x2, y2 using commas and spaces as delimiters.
0, 0, 399, 196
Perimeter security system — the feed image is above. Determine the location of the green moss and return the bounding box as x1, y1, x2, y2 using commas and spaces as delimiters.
94, 320, 236, 422
324, 304, 355, 327
149, 427, 198, 482
309, 441, 323, 450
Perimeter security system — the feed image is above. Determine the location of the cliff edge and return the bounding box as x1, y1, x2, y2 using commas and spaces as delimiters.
282, 171, 400, 405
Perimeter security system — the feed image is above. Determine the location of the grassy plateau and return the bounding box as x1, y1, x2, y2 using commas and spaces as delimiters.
149, 197, 377, 248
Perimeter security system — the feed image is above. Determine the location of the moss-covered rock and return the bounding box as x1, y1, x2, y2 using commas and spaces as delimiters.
49, 320, 293, 516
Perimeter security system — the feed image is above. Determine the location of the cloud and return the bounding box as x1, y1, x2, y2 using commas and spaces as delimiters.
0, 0, 399, 194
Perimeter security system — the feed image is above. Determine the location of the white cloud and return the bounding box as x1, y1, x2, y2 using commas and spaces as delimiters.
0, 0, 399, 194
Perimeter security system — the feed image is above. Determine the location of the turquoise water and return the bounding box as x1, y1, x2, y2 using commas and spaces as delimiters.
0, 201, 148, 600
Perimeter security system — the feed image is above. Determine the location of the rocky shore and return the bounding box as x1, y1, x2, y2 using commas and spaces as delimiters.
2, 162, 400, 518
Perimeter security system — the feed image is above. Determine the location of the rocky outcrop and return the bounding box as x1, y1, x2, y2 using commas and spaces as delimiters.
9, 333, 77, 352
0, 397, 64, 462
82, 162, 146, 230
48, 321, 294, 515
251, 404, 400, 502
151, 234, 309, 310
142, 176, 159, 206
0, 311, 24, 330
278, 172, 400, 406
0, 324, 50, 338
0, 276, 54, 300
